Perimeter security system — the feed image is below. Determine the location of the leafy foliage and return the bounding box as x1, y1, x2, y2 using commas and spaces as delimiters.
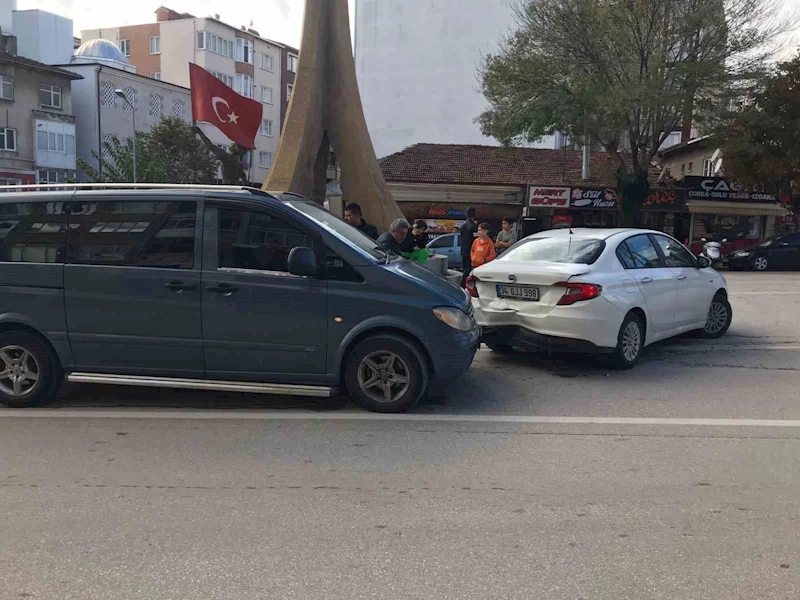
719, 53, 800, 195
78, 117, 219, 184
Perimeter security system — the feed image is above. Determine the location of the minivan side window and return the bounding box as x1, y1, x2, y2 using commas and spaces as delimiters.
617, 235, 663, 269
0, 201, 68, 263
67, 201, 196, 269
219, 209, 314, 274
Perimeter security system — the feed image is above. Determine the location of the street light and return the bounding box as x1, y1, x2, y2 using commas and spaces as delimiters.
115, 88, 137, 183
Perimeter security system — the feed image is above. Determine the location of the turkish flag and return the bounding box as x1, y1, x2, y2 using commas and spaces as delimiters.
189, 63, 261, 149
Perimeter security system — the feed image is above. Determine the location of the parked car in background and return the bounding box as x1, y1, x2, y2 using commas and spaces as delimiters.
0, 185, 479, 413
469, 228, 731, 368
427, 233, 463, 269
727, 233, 800, 271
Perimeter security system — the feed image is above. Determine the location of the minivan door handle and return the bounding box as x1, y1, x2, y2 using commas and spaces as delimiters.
640, 277, 653, 284
164, 280, 197, 293
206, 283, 238, 296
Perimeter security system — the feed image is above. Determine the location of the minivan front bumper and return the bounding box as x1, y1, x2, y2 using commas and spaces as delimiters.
427, 326, 481, 384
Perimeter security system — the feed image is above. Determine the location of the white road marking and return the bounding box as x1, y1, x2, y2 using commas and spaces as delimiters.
657, 344, 800, 352
2, 409, 800, 427
730, 291, 798, 295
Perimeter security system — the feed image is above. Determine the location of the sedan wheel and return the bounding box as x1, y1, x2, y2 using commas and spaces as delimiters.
753, 255, 769, 271
699, 294, 732, 339
611, 313, 645, 369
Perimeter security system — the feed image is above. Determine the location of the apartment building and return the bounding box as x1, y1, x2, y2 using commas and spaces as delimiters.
0, 35, 80, 186
81, 7, 295, 185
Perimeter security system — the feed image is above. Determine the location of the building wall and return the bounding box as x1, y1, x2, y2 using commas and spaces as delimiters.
12, 10, 75, 65
280, 45, 297, 131
119, 22, 161, 78
253, 37, 281, 182
663, 145, 721, 179
158, 18, 196, 87
0, 63, 75, 179
354, 0, 557, 158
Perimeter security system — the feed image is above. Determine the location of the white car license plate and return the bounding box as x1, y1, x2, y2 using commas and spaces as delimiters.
496, 285, 539, 301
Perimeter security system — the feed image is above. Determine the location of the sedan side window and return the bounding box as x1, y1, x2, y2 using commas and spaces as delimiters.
429, 235, 454, 249
617, 235, 663, 269
654, 235, 695, 268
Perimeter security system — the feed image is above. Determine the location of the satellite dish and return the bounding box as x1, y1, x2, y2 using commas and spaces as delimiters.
710, 148, 721, 163
714, 158, 723, 174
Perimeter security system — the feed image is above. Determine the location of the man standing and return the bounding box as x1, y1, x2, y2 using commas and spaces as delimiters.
376, 219, 410, 255
459, 207, 479, 286
344, 202, 379, 240
495, 217, 516, 256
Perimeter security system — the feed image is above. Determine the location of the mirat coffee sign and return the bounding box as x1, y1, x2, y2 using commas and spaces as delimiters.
529, 186, 571, 207
571, 188, 618, 210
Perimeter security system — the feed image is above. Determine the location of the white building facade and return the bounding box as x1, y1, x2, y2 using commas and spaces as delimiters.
354, 0, 558, 158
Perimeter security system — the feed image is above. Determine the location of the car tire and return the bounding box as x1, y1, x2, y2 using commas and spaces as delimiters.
752, 255, 770, 271
610, 312, 645, 370
0, 330, 59, 408
344, 334, 429, 413
698, 294, 733, 339
486, 343, 514, 354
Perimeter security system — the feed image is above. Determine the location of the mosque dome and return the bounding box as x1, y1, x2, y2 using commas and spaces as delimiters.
72, 39, 136, 73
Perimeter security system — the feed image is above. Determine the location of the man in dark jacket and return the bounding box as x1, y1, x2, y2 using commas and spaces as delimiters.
459, 207, 478, 286
376, 219, 410, 255
344, 202, 379, 240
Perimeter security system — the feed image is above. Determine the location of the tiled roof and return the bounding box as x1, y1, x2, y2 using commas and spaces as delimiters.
379, 143, 657, 187
0, 52, 83, 80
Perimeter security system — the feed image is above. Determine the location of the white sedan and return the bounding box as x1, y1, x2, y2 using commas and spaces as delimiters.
468, 228, 731, 368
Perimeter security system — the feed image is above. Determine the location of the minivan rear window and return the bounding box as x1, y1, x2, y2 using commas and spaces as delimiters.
500, 236, 605, 265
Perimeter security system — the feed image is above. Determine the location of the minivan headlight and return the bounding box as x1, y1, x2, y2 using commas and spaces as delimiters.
433, 307, 474, 331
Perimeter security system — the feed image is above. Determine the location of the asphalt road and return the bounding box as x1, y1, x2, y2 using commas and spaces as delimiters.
1, 272, 799, 600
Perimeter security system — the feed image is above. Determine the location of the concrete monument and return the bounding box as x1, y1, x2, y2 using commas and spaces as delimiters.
262, 0, 403, 233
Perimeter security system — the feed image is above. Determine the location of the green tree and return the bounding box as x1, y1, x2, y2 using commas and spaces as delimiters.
78, 117, 219, 184
477, 0, 784, 225
719, 53, 800, 196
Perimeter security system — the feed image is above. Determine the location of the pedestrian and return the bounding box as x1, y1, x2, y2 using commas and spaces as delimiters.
459, 207, 479, 286
495, 216, 516, 256
471, 222, 496, 268
400, 220, 429, 254
343, 202, 379, 240
376, 218, 410, 255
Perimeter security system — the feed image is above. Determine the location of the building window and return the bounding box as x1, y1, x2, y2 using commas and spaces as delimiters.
681, 163, 686, 175
66, 134, 75, 154
702, 158, 714, 177
235, 74, 254, 99
43, 132, 66, 153
258, 151, 273, 169
173, 99, 185, 119
38, 170, 63, 184
688, 161, 693, 173
119, 39, 131, 56
101, 133, 115, 157
149, 36, 160, 55
260, 86, 274, 104
37, 131, 47, 151
122, 87, 136, 111
101, 81, 115, 107
288, 54, 298, 73
209, 70, 233, 88
259, 119, 273, 137
287, 83, 293, 99
0, 128, 16, 151
0, 75, 13, 101
150, 94, 163, 117
261, 53, 274, 72
150, 72, 161, 81
39, 84, 62, 109
235, 38, 254, 64
196, 31, 233, 58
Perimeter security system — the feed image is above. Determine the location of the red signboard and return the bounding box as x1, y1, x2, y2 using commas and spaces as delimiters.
529, 186, 571, 207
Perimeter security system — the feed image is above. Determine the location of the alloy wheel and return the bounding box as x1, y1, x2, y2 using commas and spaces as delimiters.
705, 301, 729, 334
622, 321, 641, 363
357, 351, 411, 404
0, 345, 40, 397
754, 256, 769, 271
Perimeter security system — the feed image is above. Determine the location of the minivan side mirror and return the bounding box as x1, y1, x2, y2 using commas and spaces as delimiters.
696, 255, 711, 269
288, 247, 318, 277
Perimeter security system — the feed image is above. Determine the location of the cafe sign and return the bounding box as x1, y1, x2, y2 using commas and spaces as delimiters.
529, 186, 571, 207
684, 177, 777, 203
642, 188, 687, 211
571, 188, 618, 210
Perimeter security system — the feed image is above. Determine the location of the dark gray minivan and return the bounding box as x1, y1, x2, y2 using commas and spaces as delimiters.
0, 186, 479, 412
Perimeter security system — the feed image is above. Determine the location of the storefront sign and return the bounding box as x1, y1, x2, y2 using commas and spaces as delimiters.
529, 186, 571, 207
684, 177, 777, 203
552, 215, 573, 226
424, 207, 467, 219
642, 189, 687, 211
571, 188, 618, 210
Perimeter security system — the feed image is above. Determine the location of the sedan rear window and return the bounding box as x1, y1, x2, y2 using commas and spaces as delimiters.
500, 236, 605, 265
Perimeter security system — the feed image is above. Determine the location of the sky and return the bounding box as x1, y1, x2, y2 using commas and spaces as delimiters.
15, 0, 357, 48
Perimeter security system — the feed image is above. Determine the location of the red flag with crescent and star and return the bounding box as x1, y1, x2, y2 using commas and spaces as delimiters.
189, 63, 262, 149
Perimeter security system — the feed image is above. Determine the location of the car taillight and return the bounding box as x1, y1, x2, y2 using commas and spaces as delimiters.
465, 275, 479, 298
556, 282, 602, 306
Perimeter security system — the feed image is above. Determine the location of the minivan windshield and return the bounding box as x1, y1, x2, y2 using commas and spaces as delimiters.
500, 236, 606, 265
286, 200, 388, 261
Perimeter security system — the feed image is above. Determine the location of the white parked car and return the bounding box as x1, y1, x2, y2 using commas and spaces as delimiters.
468, 228, 731, 368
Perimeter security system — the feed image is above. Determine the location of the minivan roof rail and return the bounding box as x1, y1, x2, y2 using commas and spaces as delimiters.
0, 183, 271, 193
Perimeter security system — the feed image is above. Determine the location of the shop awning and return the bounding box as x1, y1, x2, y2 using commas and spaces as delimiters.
687, 200, 789, 217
